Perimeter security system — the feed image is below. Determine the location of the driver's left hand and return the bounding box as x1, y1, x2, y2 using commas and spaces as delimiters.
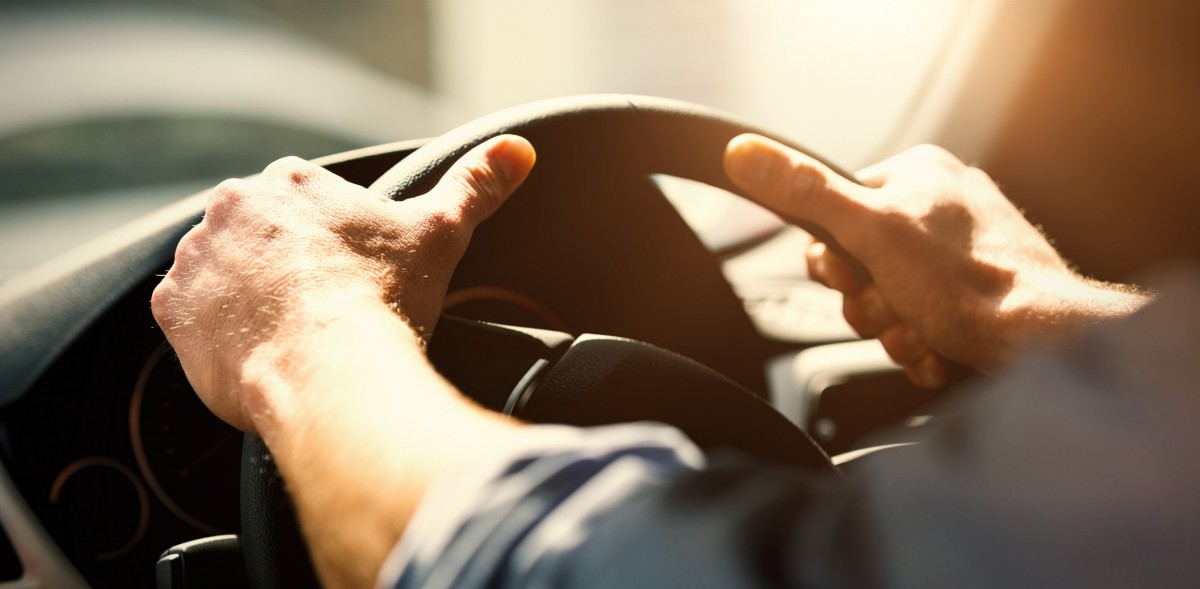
151, 135, 536, 433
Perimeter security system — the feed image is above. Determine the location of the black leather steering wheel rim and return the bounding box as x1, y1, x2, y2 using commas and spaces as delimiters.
240, 94, 859, 589
372, 94, 866, 276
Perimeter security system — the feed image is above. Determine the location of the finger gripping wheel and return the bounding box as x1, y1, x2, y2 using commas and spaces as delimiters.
371, 94, 861, 265
240, 94, 856, 589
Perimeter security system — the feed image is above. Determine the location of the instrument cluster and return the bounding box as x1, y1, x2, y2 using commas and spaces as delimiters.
0, 276, 240, 588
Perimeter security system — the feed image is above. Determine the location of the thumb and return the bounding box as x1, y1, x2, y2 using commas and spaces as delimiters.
724, 133, 870, 241
423, 134, 537, 230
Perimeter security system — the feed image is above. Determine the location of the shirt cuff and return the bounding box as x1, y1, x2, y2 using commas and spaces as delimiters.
375, 422, 705, 589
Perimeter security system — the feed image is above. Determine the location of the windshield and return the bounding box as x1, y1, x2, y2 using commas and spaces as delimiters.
0, 0, 976, 284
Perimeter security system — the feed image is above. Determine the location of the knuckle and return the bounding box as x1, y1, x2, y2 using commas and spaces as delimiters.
909, 144, 961, 169
854, 163, 888, 188
841, 298, 876, 338
171, 227, 207, 267
150, 279, 177, 325
455, 160, 507, 208
423, 207, 461, 230
264, 155, 319, 185
965, 165, 997, 187
149, 280, 168, 312
841, 288, 895, 338
207, 178, 250, 216
428, 209, 468, 238
174, 227, 198, 256
212, 177, 248, 196
418, 208, 471, 252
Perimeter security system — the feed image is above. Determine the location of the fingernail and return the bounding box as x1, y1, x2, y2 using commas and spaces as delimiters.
487, 137, 516, 183
487, 135, 535, 187
728, 135, 775, 185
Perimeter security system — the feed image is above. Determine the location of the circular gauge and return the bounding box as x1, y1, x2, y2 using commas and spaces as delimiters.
130, 342, 240, 535
49, 457, 149, 562
443, 285, 569, 331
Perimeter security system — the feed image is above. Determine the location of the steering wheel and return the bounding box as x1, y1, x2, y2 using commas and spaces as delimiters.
238, 94, 864, 589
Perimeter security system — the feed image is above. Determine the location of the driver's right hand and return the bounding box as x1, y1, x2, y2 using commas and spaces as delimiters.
724, 135, 1151, 387
150, 134, 536, 433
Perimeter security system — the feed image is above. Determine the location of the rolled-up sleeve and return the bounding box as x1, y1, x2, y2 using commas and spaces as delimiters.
378, 267, 1200, 589
377, 422, 824, 589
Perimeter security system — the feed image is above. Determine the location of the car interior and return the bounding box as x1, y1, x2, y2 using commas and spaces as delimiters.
1, 1, 1198, 587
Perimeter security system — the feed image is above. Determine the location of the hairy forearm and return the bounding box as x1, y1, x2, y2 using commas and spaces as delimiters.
150, 137, 538, 587
240, 291, 524, 589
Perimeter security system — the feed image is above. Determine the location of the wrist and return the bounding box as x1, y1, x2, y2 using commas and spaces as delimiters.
237, 287, 425, 443
232, 286, 521, 589
992, 273, 1153, 368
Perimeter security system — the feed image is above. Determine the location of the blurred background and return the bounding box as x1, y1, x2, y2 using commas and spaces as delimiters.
0, 0, 1030, 284
1, 0, 1198, 285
